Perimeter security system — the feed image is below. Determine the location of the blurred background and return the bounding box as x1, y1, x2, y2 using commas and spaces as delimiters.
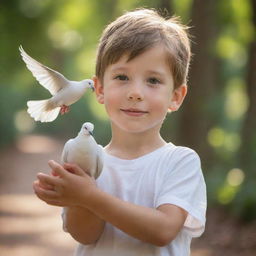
0, 0, 256, 255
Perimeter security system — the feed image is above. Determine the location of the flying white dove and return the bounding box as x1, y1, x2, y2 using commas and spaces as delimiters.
19, 46, 94, 122
61, 122, 103, 179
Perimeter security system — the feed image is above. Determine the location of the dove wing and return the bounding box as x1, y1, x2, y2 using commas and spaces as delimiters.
95, 145, 104, 179
19, 46, 69, 95
61, 140, 72, 164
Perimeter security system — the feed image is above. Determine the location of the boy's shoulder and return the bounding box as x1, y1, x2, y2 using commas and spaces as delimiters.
165, 143, 200, 159
161, 143, 202, 169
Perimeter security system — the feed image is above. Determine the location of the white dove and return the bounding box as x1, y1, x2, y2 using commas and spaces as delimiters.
19, 46, 94, 122
61, 122, 103, 179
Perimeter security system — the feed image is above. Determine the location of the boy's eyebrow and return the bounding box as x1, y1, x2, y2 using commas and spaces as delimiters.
109, 66, 167, 77
110, 66, 128, 72
146, 70, 166, 77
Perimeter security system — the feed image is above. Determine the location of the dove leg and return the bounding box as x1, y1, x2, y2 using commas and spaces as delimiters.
60, 105, 70, 115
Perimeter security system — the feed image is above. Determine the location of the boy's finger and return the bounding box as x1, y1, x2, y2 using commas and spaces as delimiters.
51, 169, 59, 177
48, 160, 68, 177
37, 172, 59, 187
63, 163, 86, 176
33, 180, 58, 200
37, 178, 55, 190
45, 200, 65, 207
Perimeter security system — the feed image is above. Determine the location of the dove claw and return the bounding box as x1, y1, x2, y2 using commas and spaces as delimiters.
60, 105, 70, 115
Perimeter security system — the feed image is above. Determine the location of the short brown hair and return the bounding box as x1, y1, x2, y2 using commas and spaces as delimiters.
95, 9, 191, 89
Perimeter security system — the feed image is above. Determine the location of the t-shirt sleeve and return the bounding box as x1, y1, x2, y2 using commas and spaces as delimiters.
155, 147, 207, 237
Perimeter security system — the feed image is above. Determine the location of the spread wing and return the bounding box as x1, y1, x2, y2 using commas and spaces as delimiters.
19, 45, 69, 95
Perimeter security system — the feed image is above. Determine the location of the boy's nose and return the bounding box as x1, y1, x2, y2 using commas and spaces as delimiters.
128, 94, 143, 101
127, 85, 144, 101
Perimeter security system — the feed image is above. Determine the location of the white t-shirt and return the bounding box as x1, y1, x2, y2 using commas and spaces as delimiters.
69, 143, 207, 256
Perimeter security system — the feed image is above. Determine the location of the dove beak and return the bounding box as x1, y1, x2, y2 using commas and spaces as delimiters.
90, 85, 95, 92
89, 131, 93, 136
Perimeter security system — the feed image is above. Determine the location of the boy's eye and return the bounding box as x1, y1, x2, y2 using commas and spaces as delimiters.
148, 77, 161, 85
115, 75, 129, 81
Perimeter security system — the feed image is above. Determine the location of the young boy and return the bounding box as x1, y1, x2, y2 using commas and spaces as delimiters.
33, 8, 207, 256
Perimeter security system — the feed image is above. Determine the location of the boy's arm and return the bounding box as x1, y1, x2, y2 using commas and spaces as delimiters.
83, 188, 187, 246
64, 206, 105, 244
34, 160, 187, 247
34, 163, 105, 245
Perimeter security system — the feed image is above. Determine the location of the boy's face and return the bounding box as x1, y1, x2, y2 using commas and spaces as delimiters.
95, 44, 187, 134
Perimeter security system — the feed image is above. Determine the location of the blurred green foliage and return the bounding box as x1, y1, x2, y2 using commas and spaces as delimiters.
1, 0, 255, 220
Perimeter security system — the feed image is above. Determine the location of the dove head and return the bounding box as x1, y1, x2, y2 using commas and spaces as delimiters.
83, 79, 95, 91
80, 122, 94, 136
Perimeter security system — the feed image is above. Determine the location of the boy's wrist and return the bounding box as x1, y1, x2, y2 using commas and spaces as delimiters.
78, 183, 102, 209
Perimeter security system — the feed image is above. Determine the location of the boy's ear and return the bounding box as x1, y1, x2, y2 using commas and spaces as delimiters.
168, 84, 187, 112
93, 76, 104, 104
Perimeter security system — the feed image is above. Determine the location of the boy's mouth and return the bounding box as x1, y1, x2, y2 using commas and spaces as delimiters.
120, 108, 148, 116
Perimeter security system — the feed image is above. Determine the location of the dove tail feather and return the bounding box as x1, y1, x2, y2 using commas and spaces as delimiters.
27, 100, 60, 122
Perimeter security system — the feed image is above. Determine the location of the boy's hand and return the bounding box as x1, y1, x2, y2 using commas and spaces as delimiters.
33, 160, 97, 207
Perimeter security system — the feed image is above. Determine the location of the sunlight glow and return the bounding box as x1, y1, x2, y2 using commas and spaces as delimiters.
48, 21, 68, 47
217, 36, 247, 68
16, 135, 60, 154
172, 0, 193, 21
217, 36, 239, 59
207, 127, 225, 147
59, 1, 90, 28
48, 22, 83, 50
0, 194, 75, 255
76, 48, 95, 76
231, 0, 254, 43
227, 168, 245, 187
208, 127, 241, 152
62, 30, 83, 50
217, 168, 245, 204
14, 110, 35, 133
225, 78, 248, 120
19, 0, 48, 18
223, 133, 241, 152
217, 185, 237, 204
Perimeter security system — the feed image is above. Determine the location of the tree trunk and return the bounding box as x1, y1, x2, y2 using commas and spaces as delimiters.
177, 0, 218, 166
239, 0, 256, 172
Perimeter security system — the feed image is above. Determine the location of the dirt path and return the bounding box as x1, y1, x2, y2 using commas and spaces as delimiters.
0, 134, 76, 256
0, 134, 256, 256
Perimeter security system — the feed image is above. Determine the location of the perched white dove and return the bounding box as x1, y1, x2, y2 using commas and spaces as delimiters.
61, 122, 103, 179
19, 46, 94, 122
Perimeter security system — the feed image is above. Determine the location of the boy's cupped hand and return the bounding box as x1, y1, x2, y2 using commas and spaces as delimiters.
33, 160, 97, 207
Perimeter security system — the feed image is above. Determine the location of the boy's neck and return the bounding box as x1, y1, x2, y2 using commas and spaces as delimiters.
105, 125, 167, 160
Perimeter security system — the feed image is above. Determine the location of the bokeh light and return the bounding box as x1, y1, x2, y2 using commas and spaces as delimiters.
217, 168, 245, 204
224, 78, 248, 120
207, 127, 241, 152
14, 110, 35, 133
227, 168, 245, 187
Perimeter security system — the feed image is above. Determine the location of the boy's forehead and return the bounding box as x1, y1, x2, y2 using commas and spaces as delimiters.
107, 45, 172, 72
108, 53, 130, 69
